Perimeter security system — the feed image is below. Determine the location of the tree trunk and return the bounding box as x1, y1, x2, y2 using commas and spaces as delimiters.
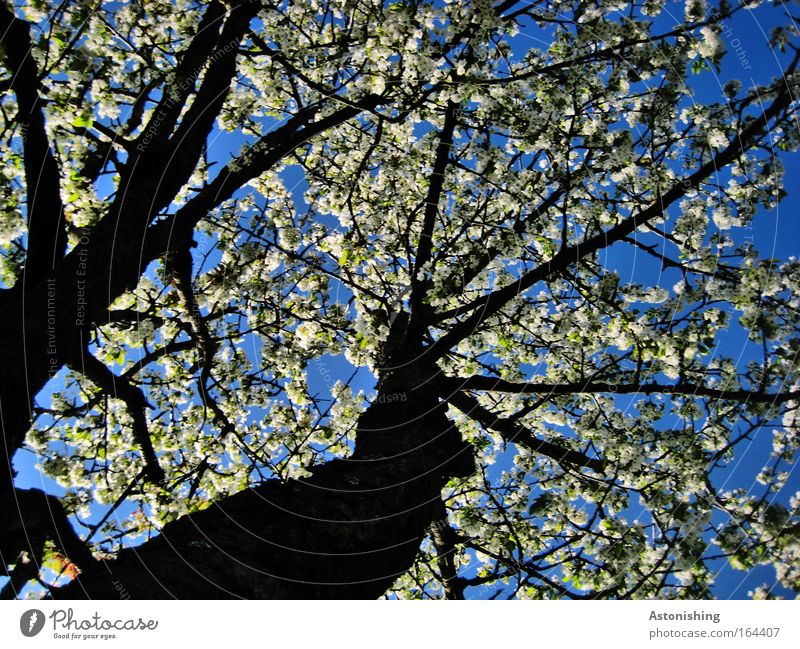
52, 332, 475, 599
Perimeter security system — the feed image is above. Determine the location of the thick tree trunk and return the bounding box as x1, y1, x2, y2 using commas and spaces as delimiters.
0, 166, 204, 544
1, 0, 387, 591
52, 343, 475, 599
0, 182, 164, 468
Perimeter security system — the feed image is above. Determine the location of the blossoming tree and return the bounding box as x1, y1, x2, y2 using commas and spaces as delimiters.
1, 0, 799, 599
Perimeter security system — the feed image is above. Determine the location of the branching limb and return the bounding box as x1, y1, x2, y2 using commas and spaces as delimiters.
428, 66, 798, 358
410, 101, 459, 317
166, 247, 237, 440
439, 376, 800, 405
0, 487, 96, 598
442, 390, 605, 472
139, 94, 384, 268
72, 354, 165, 484
430, 499, 465, 599
0, 3, 67, 279
132, 1, 229, 149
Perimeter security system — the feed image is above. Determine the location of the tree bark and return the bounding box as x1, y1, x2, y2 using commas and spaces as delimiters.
52, 324, 475, 599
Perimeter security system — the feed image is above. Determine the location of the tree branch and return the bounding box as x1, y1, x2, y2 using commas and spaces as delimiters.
165, 1, 260, 183
72, 354, 165, 484
442, 390, 604, 472
140, 94, 384, 264
467, 13, 736, 86
0, 3, 67, 279
132, 1, 229, 150
165, 247, 237, 440
440, 376, 800, 404
427, 71, 796, 359
410, 101, 459, 316
1, 487, 96, 597
432, 183, 568, 321
430, 499, 465, 599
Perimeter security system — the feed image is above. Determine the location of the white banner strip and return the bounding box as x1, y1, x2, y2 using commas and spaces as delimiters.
1, 600, 797, 648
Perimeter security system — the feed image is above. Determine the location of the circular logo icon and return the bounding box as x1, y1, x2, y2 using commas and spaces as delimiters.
20, 609, 45, 637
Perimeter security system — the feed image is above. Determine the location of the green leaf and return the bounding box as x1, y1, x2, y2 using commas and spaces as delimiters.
71, 114, 92, 128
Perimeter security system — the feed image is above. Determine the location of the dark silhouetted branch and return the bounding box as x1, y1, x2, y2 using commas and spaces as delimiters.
0, 4, 67, 279
440, 376, 800, 405
442, 390, 604, 472
73, 354, 165, 484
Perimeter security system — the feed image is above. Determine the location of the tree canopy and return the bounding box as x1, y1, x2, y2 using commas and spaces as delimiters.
1, 0, 799, 600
